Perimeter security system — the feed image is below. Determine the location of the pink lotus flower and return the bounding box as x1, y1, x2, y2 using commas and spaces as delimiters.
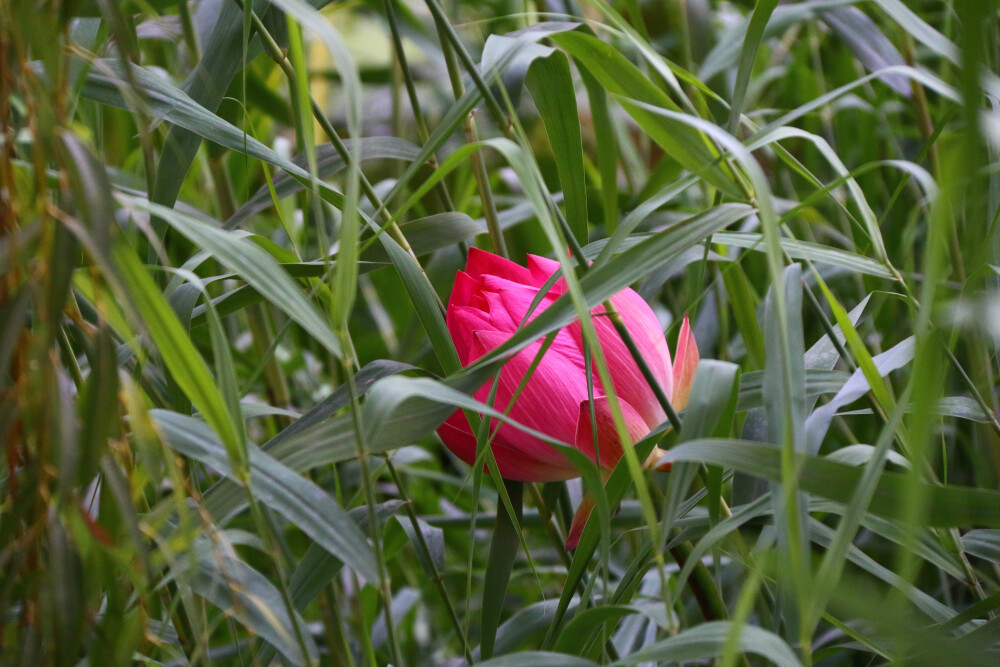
437, 249, 699, 545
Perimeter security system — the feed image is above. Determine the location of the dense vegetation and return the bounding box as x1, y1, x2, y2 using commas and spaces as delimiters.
3, 0, 1000, 664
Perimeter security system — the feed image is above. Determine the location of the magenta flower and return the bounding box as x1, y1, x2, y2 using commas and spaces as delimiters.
437, 249, 699, 514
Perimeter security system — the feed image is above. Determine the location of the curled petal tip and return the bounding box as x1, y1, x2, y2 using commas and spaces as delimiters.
565, 492, 596, 551
671, 315, 699, 412
644, 445, 672, 472
654, 452, 673, 473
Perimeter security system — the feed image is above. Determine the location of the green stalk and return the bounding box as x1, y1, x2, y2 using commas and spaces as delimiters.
339, 347, 405, 667
428, 7, 507, 257
384, 458, 474, 663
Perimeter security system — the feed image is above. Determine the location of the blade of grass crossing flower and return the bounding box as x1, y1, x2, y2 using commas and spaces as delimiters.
525, 52, 588, 245
482, 128, 671, 631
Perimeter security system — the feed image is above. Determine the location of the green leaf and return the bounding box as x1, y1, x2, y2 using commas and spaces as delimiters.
820, 6, 911, 96
81, 57, 347, 209
478, 653, 598, 667
551, 31, 742, 198
480, 480, 523, 660
613, 621, 801, 666
123, 196, 342, 359
149, 0, 273, 210
580, 67, 620, 231
713, 232, 895, 279
178, 539, 319, 664
526, 51, 588, 245
225, 137, 421, 229
726, 0, 779, 133
112, 244, 246, 476
962, 530, 1000, 564
553, 606, 637, 656
253, 501, 404, 666
152, 410, 380, 582
195, 361, 412, 531
663, 439, 1000, 528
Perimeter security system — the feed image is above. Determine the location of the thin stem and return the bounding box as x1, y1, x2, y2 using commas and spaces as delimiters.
340, 350, 405, 667
428, 7, 507, 257
384, 458, 474, 664
382, 0, 458, 213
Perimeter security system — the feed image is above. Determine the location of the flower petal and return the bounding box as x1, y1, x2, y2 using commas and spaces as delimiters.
436, 410, 578, 482
472, 332, 590, 470
569, 293, 670, 430
573, 395, 650, 470
671, 315, 699, 412
465, 247, 533, 285
610, 288, 673, 397
447, 305, 494, 365
565, 491, 595, 551
525, 253, 562, 285
448, 270, 483, 311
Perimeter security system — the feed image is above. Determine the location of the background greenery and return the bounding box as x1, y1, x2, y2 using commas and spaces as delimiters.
3, 0, 1000, 664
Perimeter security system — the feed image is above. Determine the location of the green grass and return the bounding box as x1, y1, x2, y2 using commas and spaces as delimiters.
2, 0, 1000, 665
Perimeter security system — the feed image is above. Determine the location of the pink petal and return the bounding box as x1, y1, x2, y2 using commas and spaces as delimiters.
494, 279, 561, 326
527, 254, 569, 293
437, 410, 478, 466
610, 288, 673, 396
471, 333, 590, 470
481, 290, 519, 333
565, 492, 595, 550
568, 290, 670, 430
448, 270, 483, 311
671, 315, 699, 412
469, 329, 509, 360
573, 395, 650, 470
465, 247, 533, 285
436, 410, 579, 482
447, 305, 494, 365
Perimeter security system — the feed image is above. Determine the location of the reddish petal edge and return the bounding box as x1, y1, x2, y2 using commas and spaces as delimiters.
671, 315, 699, 412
